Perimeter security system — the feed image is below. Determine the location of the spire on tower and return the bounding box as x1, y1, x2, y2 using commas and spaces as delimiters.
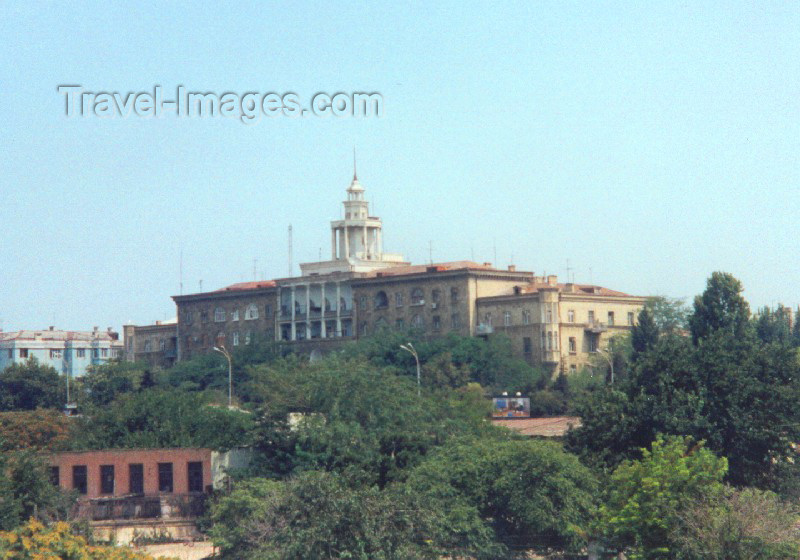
353, 147, 357, 181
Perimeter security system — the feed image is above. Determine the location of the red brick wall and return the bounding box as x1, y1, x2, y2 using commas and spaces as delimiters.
48, 448, 213, 499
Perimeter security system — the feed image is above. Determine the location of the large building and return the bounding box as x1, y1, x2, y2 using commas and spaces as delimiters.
0, 326, 123, 377
126, 171, 646, 375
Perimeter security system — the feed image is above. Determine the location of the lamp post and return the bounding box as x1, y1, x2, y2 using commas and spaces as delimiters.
399, 343, 420, 396
596, 347, 614, 385
213, 346, 233, 408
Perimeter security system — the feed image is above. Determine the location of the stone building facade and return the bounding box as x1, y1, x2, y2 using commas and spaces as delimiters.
126, 170, 648, 375
122, 320, 179, 368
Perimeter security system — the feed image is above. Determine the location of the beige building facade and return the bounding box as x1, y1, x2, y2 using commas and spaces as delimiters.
125, 170, 647, 375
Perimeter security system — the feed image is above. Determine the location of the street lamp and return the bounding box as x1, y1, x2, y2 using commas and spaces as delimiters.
213, 346, 233, 408
399, 342, 421, 396
595, 347, 615, 385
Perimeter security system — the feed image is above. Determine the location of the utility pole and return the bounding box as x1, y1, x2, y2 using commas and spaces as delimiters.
400, 343, 421, 396
213, 345, 234, 408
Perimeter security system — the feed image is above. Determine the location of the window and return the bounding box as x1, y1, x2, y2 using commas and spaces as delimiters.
547, 332, 553, 350
101, 348, 108, 358
432, 315, 441, 331
232, 332, 239, 346
569, 337, 577, 353
100, 465, 114, 494
245, 304, 259, 320
411, 314, 424, 330
359, 295, 367, 310
431, 289, 441, 308
451, 313, 461, 329
159, 339, 166, 351
569, 365, 577, 374
395, 292, 404, 307
232, 309, 239, 321
523, 337, 532, 354
49, 466, 59, 486
93, 348, 99, 358
188, 462, 203, 493
608, 312, 615, 326
359, 322, 367, 336
200, 311, 209, 323
588, 310, 595, 323
410, 288, 424, 306
522, 310, 530, 325
589, 335, 598, 353
374, 291, 389, 309
6, 349, 11, 359
541, 331, 546, 348
484, 312, 492, 325
183, 311, 193, 325
245, 331, 252, 345
265, 304, 273, 317
50, 349, 62, 359
77, 348, 85, 358
503, 311, 511, 327
567, 310, 575, 323
215, 307, 226, 322
129, 464, 144, 494
395, 318, 405, 330
546, 309, 553, 323
628, 312, 635, 326
19, 348, 28, 359
144, 340, 152, 352
72, 465, 87, 494
158, 463, 173, 493
450, 287, 459, 304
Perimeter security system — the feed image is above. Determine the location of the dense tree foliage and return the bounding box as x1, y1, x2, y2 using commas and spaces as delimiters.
0, 519, 156, 559
599, 436, 727, 559
0, 359, 64, 411
0, 409, 74, 452
70, 390, 255, 451
689, 271, 751, 344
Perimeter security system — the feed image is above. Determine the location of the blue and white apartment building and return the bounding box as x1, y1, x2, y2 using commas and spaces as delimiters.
0, 326, 124, 377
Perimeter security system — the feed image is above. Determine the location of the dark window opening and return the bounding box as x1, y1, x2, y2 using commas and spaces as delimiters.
100, 465, 114, 494
72, 465, 87, 494
188, 462, 203, 493
158, 462, 173, 493
49, 466, 59, 487
129, 464, 144, 494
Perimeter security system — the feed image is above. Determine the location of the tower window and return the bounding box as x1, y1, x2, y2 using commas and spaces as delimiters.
410, 288, 424, 306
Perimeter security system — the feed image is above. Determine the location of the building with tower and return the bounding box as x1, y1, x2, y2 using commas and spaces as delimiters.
126, 166, 646, 375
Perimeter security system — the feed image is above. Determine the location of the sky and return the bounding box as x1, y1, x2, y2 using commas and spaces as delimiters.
1, 1, 799, 332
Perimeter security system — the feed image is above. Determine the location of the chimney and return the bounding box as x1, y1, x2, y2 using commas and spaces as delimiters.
547, 275, 557, 286
483, 262, 492, 267
49, 326, 54, 331
508, 265, 516, 272
565, 283, 576, 293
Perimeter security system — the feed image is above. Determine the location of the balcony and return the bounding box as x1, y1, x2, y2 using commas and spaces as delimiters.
584, 321, 607, 334
77, 494, 207, 522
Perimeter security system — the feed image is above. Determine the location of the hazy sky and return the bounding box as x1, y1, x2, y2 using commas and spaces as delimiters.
1, 1, 798, 332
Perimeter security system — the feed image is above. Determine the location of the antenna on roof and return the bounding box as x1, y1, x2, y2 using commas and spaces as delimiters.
493, 239, 497, 267
253, 258, 257, 281
199, 279, 203, 292
179, 248, 184, 295
428, 240, 433, 265
288, 224, 293, 276
353, 147, 357, 181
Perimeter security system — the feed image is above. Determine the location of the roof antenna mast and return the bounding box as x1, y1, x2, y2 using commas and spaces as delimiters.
353, 147, 357, 181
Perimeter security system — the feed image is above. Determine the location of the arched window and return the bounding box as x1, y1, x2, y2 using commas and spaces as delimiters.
214, 307, 226, 322
410, 288, 424, 306
411, 314, 425, 330
431, 289, 441, 308
374, 291, 389, 309
143, 339, 152, 352
245, 304, 259, 320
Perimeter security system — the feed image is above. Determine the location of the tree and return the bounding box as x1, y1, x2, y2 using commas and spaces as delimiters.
672, 487, 800, 560
689, 272, 751, 344
632, 306, 660, 356
208, 471, 494, 560
753, 305, 792, 345
0, 358, 63, 411
0, 519, 156, 559
0, 409, 74, 452
600, 436, 727, 559
645, 296, 690, 333
406, 436, 598, 552
70, 390, 255, 451
78, 361, 148, 406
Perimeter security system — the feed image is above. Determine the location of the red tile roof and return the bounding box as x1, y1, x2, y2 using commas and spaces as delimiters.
216, 280, 277, 292
491, 416, 581, 437
523, 283, 630, 297
362, 261, 507, 278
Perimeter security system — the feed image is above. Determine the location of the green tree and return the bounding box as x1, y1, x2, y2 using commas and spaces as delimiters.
0, 358, 63, 411
632, 306, 660, 356
753, 305, 792, 345
689, 271, 751, 344
406, 436, 598, 552
78, 361, 149, 406
645, 296, 690, 333
600, 436, 727, 560
672, 486, 800, 560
